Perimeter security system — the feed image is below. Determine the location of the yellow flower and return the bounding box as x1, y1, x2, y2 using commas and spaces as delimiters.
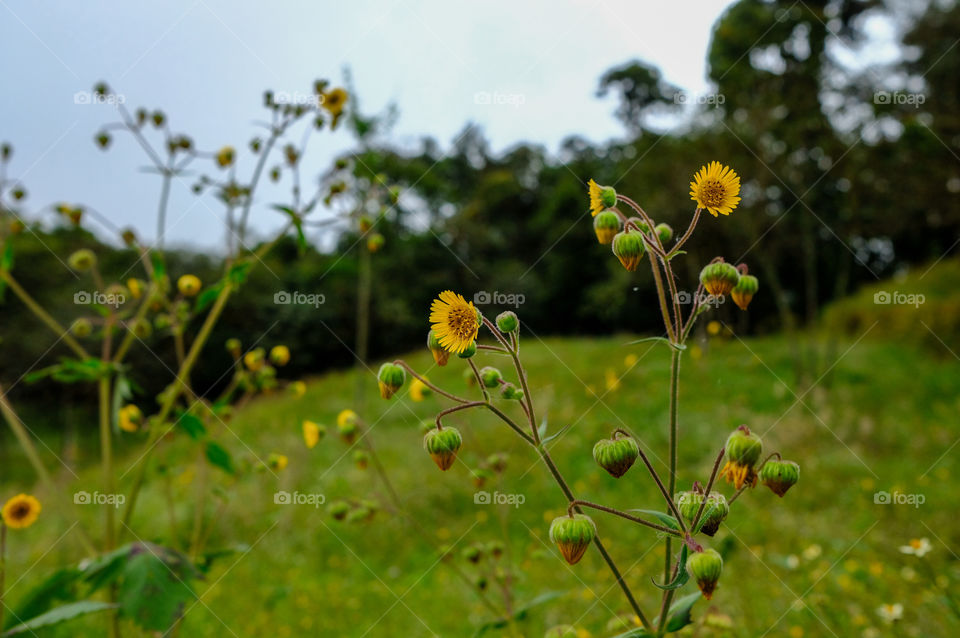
127, 278, 144, 300
244, 348, 265, 372
322, 88, 348, 116
118, 404, 143, 433
302, 420, 323, 449
587, 179, 616, 216
268, 453, 288, 471
288, 380, 306, 398
690, 161, 741, 217
177, 274, 202, 297
429, 291, 480, 354
270, 345, 291, 367
410, 377, 432, 402
588, 179, 604, 216
2, 494, 41, 529
337, 409, 358, 428
216, 146, 235, 168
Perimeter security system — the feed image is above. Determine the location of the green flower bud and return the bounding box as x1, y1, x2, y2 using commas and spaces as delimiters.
495, 310, 519, 333
420, 419, 437, 434
699, 261, 740, 297
329, 500, 350, 521
462, 367, 477, 387
346, 506, 373, 523
121, 228, 137, 246
593, 210, 620, 245
366, 232, 385, 253
427, 329, 450, 366
675, 491, 729, 536
731, 273, 759, 310
377, 362, 406, 399
424, 426, 462, 471
487, 541, 504, 559
655, 222, 673, 244
611, 230, 645, 271
132, 318, 152, 339
759, 459, 799, 497
499, 382, 520, 400
486, 453, 507, 473
225, 338, 242, 358
70, 318, 93, 338
68, 249, 96, 272
353, 450, 369, 470
479, 366, 502, 388
338, 420, 358, 444
592, 431, 639, 478
462, 544, 483, 564
472, 467, 493, 489
687, 548, 723, 599
457, 341, 477, 359
720, 426, 763, 489
549, 513, 596, 565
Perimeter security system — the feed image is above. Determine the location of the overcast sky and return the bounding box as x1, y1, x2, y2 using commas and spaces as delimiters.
1, 0, 746, 250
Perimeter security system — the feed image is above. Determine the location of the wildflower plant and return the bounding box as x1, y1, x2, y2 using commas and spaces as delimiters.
0, 78, 354, 635
385, 164, 801, 635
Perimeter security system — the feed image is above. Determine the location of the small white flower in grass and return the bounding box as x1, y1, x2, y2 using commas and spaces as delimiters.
898, 538, 932, 557
876, 603, 903, 624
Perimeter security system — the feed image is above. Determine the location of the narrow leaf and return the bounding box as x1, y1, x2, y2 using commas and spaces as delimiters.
4, 601, 116, 635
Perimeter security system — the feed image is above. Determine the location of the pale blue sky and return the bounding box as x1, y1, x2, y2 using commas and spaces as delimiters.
1, 0, 746, 250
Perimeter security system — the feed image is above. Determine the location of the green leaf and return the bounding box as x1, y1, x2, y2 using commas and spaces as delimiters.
628, 509, 682, 531
472, 591, 565, 636
541, 423, 573, 447
177, 413, 207, 440
0, 241, 13, 302
652, 544, 689, 590
5, 568, 82, 630
116, 545, 200, 632
272, 205, 307, 254
205, 441, 235, 474
664, 592, 701, 632
227, 261, 252, 286
624, 337, 686, 351
24, 358, 113, 385
3, 601, 116, 635
0, 241, 13, 272
149, 252, 166, 282
193, 282, 224, 313
537, 416, 548, 439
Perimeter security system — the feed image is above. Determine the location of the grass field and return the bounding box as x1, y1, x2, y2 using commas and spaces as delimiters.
2, 329, 958, 637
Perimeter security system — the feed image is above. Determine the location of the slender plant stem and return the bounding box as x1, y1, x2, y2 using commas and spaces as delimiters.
656, 348, 682, 635
634, 445, 686, 535
538, 446, 654, 633
668, 208, 701, 256
121, 283, 233, 531
0, 385, 97, 555
98, 377, 115, 553
156, 169, 172, 250
483, 404, 536, 446
728, 485, 748, 506
393, 361, 471, 404
0, 271, 89, 359
468, 359, 490, 402
0, 524, 6, 632
690, 447, 726, 531
567, 500, 682, 537
435, 402, 486, 429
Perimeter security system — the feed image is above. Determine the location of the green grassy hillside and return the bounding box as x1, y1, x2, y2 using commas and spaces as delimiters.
2, 330, 958, 636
